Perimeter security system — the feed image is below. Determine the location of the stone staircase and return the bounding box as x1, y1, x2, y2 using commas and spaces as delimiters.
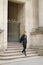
0, 42, 38, 64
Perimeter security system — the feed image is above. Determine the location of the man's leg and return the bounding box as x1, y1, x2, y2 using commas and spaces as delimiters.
24, 48, 26, 56
24, 43, 27, 56
22, 43, 24, 53
22, 46, 26, 56
22, 47, 24, 53
22, 43, 26, 56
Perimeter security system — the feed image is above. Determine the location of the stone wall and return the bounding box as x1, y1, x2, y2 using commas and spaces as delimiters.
31, 34, 43, 47
29, 0, 43, 49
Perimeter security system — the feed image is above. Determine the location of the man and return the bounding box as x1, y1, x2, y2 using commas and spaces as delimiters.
20, 31, 27, 56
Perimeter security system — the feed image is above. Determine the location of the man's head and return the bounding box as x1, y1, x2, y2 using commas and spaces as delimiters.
24, 31, 26, 34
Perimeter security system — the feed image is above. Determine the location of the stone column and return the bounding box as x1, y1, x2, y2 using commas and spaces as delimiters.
0, 0, 4, 51
3, 0, 8, 50
18, 4, 25, 35
25, 0, 33, 48
32, 0, 39, 30
0, 0, 8, 51
39, 0, 43, 27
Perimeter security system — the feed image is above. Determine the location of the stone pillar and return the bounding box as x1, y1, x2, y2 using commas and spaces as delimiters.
18, 4, 25, 35
3, 0, 8, 50
39, 0, 43, 27
0, 0, 4, 51
32, 0, 39, 30
25, 0, 33, 48
0, 0, 8, 51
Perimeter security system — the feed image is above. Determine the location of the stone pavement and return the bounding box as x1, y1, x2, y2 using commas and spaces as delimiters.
3, 56, 43, 65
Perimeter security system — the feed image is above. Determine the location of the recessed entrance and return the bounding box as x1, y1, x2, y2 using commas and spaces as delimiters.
8, 1, 25, 42
8, 21, 20, 42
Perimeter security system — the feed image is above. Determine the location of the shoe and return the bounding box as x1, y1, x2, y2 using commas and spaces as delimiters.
22, 51, 23, 53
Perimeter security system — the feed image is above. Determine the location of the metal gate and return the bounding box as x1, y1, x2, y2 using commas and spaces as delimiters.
8, 21, 20, 42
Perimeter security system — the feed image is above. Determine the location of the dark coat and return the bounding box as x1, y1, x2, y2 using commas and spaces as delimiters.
20, 34, 27, 48
20, 34, 27, 43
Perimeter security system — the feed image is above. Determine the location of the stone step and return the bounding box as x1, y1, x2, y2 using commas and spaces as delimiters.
8, 45, 22, 48
0, 56, 40, 65
10, 48, 34, 50
8, 44, 22, 47
0, 51, 37, 56
8, 45, 23, 48
8, 43, 22, 46
7, 47, 34, 50
0, 53, 38, 60
4, 49, 36, 53
0, 43, 39, 64
7, 47, 23, 50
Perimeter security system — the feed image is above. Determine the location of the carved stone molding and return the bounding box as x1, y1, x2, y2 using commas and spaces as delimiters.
30, 27, 43, 35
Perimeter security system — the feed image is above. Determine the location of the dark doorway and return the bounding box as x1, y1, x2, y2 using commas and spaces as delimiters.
8, 1, 25, 42
8, 21, 20, 42
8, 1, 20, 42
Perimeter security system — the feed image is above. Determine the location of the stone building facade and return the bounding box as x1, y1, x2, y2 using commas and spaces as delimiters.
0, 0, 43, 51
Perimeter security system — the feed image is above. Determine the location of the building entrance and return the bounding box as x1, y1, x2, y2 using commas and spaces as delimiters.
8, 21, 20, 42
8, 1, 25, 43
